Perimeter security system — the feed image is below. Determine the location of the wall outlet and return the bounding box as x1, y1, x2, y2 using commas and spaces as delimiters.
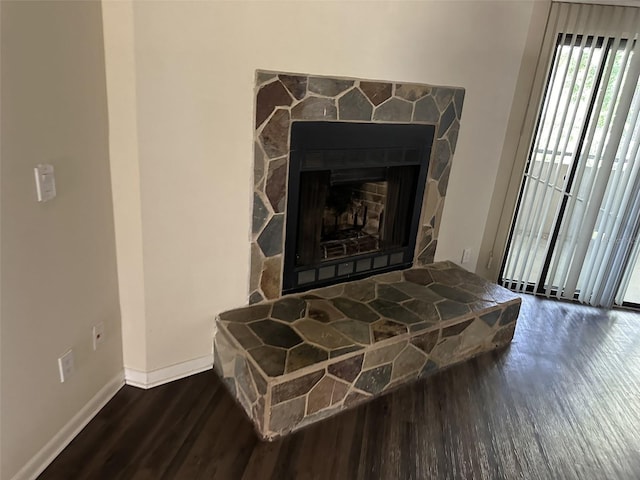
58, 349, 75, 383
93, 322, 105, 351
461, 248, 472, 264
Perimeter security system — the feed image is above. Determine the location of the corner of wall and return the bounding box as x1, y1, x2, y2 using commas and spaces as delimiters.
477, 0, 552, 281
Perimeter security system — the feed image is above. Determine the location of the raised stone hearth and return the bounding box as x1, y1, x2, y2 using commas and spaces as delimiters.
214, 261, 521, 440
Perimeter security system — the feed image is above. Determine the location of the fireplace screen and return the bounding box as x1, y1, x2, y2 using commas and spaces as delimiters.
283, 122, 434, 294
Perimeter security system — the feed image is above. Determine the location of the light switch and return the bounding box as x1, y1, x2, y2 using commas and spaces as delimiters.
34, 164, 56, 202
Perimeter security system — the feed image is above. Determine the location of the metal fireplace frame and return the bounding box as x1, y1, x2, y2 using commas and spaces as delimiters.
282, 121, 434, 294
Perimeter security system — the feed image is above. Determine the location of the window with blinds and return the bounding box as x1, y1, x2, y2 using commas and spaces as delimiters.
500, 2, 640, 308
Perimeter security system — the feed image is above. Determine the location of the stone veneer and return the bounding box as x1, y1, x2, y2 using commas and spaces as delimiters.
215, 261, 520, 440
251, 71, 465, 302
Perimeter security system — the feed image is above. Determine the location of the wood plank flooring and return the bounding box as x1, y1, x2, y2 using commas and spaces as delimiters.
38, 294, 640, 479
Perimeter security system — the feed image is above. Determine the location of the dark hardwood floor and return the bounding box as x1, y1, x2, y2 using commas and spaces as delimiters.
39, 294, 640, 479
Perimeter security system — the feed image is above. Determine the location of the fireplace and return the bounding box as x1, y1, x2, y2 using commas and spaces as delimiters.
283, 121, 434, 293
250, 71, 464, 302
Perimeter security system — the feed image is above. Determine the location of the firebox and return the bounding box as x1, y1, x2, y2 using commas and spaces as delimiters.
282, 121, 434, 294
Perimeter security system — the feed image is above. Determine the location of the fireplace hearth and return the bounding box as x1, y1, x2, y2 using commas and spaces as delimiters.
283, 121, 434, 293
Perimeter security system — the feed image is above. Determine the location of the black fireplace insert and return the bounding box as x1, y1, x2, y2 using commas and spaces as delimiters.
282, 121, 434, 294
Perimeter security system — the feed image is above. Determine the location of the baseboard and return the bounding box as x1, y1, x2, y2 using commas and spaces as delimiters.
124, 354, 213, 389
10, 371, 125, 480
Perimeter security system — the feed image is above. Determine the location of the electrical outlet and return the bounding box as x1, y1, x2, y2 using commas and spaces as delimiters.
461, 248, 472, 264
93, 322, 105, 351
58, 349, 75, 383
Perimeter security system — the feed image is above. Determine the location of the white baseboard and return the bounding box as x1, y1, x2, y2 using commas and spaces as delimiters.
124, 354, 213, 389
10, 371, 125, 480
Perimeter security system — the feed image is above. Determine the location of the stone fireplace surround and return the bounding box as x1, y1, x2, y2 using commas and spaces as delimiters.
251, 70, 464, 302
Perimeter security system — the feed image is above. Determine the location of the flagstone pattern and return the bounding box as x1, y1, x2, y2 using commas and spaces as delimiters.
251, 71, 465, 302
214, 261, 520, 440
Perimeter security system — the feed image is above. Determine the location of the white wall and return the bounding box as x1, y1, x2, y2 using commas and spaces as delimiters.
0, 2, 123, 479
103, 1, 540, 372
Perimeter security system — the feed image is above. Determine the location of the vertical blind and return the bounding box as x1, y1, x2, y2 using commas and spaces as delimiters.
501, 2, 640, 307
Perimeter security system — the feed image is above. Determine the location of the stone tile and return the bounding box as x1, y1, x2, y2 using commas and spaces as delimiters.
373, 271, 403, 283
437, 300, 471, 321
371, 319, 408, 342
227, 323, 262, 350
453, 88, 465, 118
394, 281, 440, 302
409, 322, 434, 333
248, 345, 287, 377
309, 376, 350, 414
403, 269, 434, 286
235, 356, 258, 403
459, 319, 493, 350
442, 319, 474, 337
433, 87, 454, 111
256, 80, 293, 128
248, 360, 268, 395
330, 345, 364, 358
254, 141, 265, 187
256, 71, 276, 84
286, 343, 328, 373
253, 396, 265, 428
295, 319, 353, 349
220, 304, 271, 323
391, 345, 427, 381
249, 319, 303, 349
493, 324, 516, 344
418, 241, 437, 266
437, 102, 456, 138
430, 337, 461, 365
272, 369, 324, 404
306, 299, 344, 323
279, 74, 307, 100
438, 164, 451, 197
403, 299, 440, 324
257, 214, 284, 257
344, 390, 371, 408
331, 297, 379, 323
363, 341, 406, 369
259, 108, 290, 158
447, 119, 460, 153
343, 280, 377, 302
395, 84, 431, 101
265, 157, 287, 213
260, 255, 282, 300
480, 309, 502, 327
431, 139, 451, 180
338, 88, 373, 121
355, 364, 392, 395
500, 303, 521, 326
376, 284, 411, 302
291, 97, 337, 120
328, 353, 364, 382
272, 297, 307, 322
429, 283, 478, 304
307, 376, 334, 414
369, 299, 422, 325
331, 319, 371, 344
411, 330, 439, 354
250, 243, 263, 292
373, 98, 413, 122
308, 77, 353, 97
413, 95, 440, 123
270, 396, 306, 433
252, 201, 272, 245
418, 359, 439, 378
313, 284, 345, 299
360, 81, 392, 106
